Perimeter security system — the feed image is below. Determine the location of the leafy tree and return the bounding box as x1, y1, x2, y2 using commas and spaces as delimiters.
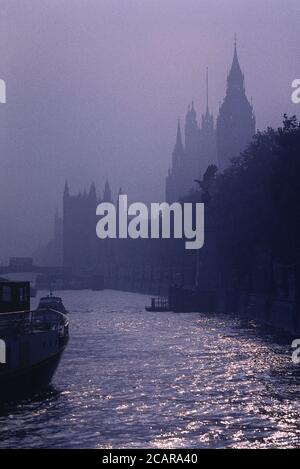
215, 115, 300, 298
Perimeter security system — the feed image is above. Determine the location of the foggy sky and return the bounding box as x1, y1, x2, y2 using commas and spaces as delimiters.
0, 0, 299, 259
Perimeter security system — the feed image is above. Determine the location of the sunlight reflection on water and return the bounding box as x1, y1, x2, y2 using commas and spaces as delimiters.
0, 289, 300, 449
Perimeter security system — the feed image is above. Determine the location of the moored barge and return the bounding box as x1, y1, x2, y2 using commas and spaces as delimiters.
0, 281, 69, 402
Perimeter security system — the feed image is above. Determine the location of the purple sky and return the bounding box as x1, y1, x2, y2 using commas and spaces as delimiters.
0, 0, 299, 258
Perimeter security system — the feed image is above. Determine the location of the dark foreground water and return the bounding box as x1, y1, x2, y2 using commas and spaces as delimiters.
1, 289, 300, 449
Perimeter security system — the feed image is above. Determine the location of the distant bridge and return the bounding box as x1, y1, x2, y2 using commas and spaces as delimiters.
0, 265, 67, 276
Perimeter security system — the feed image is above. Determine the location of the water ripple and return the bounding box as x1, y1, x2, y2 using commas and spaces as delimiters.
0, 289, 299, 448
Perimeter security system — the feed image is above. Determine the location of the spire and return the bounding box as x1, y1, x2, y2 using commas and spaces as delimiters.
175, 119, 183, 152
63, 180, 69, 198
89, 181, 97, 201
232, 34, 240, 68
202, 68, 214, 131
103, 179, 112, 202
171, 119, 184, 166
217, 37, 256, 171
190, 100, 196, 119
227, 34, 244, 89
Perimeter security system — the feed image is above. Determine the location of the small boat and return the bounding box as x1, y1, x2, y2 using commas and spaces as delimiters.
37, 291, 68, 315
145, 297, 170, 312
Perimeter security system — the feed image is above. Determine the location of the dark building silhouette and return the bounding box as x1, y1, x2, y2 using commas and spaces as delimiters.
166, 40, 255, 202
60, 39, 255, 285
201, 69, 217, 173
166, 87, 217, 203
63, 181, 112, 271
165, 120, 186, 204
216, 39, 256, 171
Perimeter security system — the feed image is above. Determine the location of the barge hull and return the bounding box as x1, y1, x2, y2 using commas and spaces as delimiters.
0, 347, 66, 402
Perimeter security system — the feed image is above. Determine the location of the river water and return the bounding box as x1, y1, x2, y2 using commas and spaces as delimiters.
0, 289, 300, 449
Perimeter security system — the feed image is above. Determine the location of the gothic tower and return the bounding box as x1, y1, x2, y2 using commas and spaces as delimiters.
172, 119, 185, 169
185, 102, 199, 158
165, 120, 185, 203
216, 38, 255, 171
199, 68, 217, 175
63, 181, 98, 271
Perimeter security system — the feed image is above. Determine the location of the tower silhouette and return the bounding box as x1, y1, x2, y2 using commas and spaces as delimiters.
165, 119, 186, 202
200, 67, 217, 173
63, 180, 114, 270
216, 37, 255, 170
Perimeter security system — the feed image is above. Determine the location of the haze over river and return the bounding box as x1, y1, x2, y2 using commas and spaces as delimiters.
0, 290, 300, 449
